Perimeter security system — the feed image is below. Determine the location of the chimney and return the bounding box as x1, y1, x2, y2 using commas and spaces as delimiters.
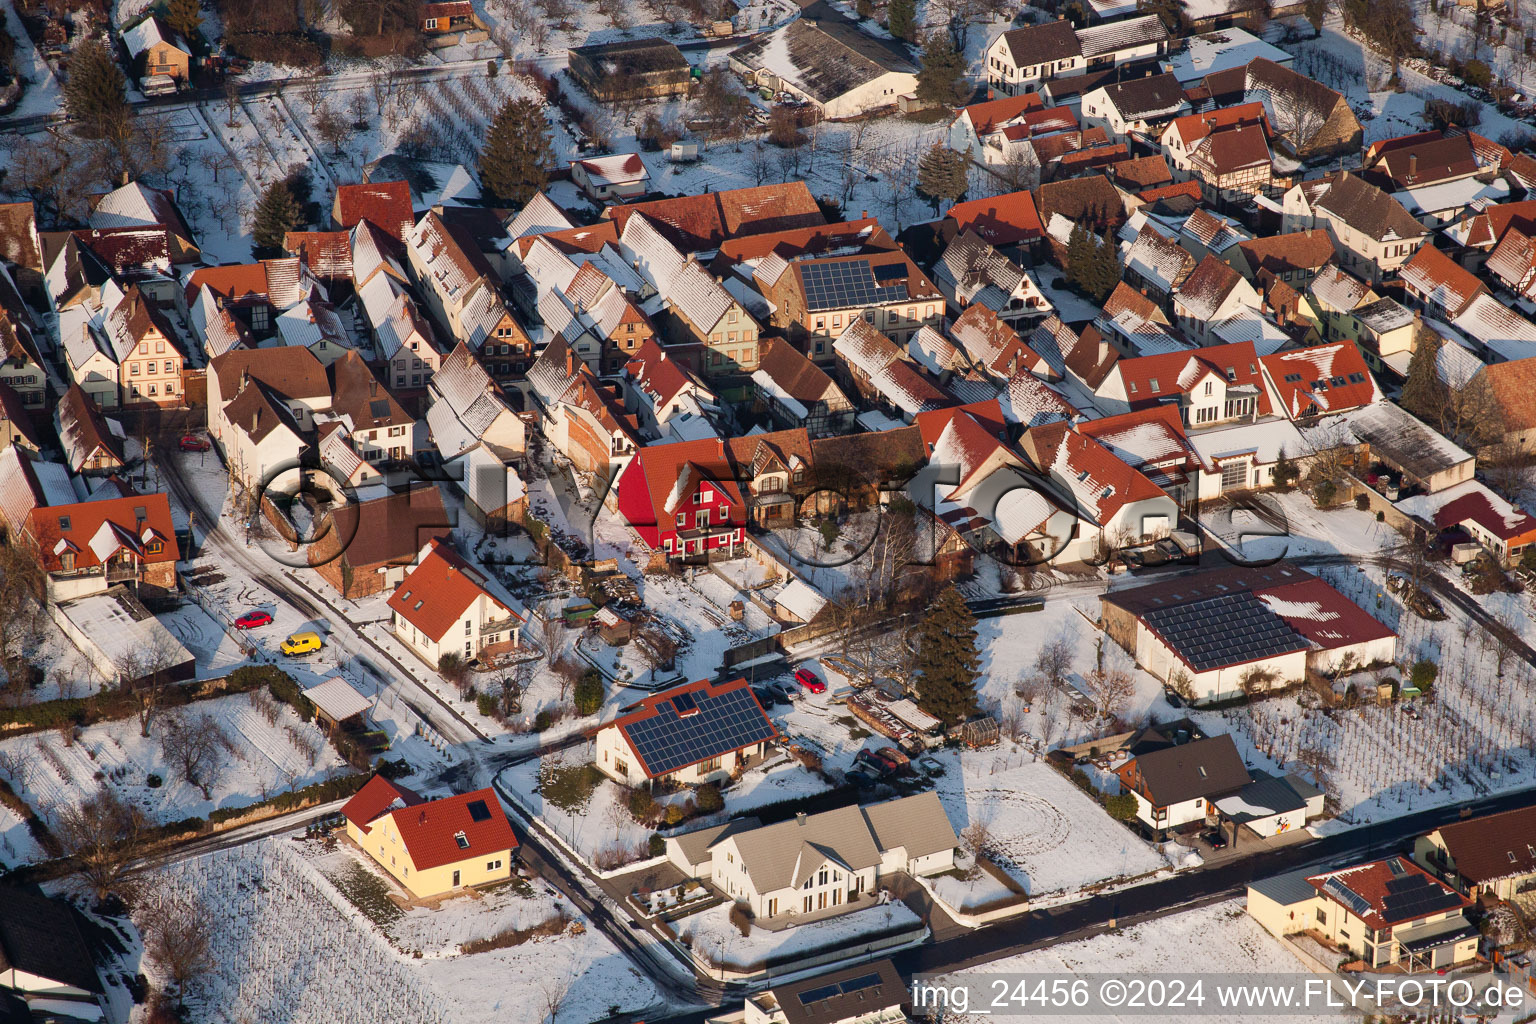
565, 348, 576, 376
796, 811, 807, 826
369, 379, 378, 397
1099, 338, 1108, 362
1408, 154, 1417, 180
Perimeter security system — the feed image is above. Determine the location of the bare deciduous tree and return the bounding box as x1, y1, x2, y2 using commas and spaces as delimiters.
1082, 666, 1136, 721
159, 711, 232, 800
55, 787, 148, 902
1035, 634, 1075, 691
142, 887, 213, 1008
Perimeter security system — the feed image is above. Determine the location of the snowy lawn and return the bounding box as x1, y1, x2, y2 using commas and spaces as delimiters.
0, 691, 343, 830
502, 749, 654, 868
672, 899, 922, 969
930, 752, 1167, 898
931, 866, 1019, 912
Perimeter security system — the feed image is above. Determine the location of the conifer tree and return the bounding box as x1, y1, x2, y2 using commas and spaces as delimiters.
480, 97, 556, 207
1065, 222, 1091, 294
251, 181, 300, 257
887, 0, 916, 42
64, 38, 129, 143
915, 31, 967, 107
917, 143, 967, 214
1400, 327, 1448, 422
165, 0, 203, 42
913, 585, 981, 726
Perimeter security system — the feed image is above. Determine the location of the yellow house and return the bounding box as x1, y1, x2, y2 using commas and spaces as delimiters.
341, 776, 518, 899
123, 17, 193, 82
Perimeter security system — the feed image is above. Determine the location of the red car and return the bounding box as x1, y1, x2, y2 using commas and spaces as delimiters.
234, 610, 273, 629
794, 668, 826, 693
179, 434, 211, 453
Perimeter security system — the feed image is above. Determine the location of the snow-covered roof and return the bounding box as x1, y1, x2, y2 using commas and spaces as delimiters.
774, 578, 827, 621
1166, 28, 1292, 83
122, 16, 190, 58
1189, 417, 1305, 466
302, 676, 373, 722
1309, 402, 1472, 484
1393, 176, 1509, 218
1452, 292, 1536, 363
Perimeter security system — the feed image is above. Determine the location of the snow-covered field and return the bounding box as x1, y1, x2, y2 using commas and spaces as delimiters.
138, 838, 660, 1024
0, 691, 343, 826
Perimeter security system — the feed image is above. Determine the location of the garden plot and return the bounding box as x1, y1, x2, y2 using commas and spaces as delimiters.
720, 752, 834, 813
502, 750, 655, 868
931, 867, 1017, 913
929, 751, 1168, 899
947, 899, 1343, 1024
0, 691, 342, 828
672, 899, 923, 971
1201, 491, 1399, 562
0, 0, 62, 119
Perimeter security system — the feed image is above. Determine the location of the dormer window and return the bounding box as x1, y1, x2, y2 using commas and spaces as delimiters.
454, 831, 469, 849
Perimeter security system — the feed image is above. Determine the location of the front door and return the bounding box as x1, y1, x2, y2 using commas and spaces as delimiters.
452, 869, 461, 887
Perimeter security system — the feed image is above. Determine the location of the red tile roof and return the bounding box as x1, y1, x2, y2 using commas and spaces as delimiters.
514, 221, 621, 257
616, 437, 745, 535
1432, 486, 1536, 544
1260, 342, 1377, 420
958, 91, 1044, 134
1307, 857, 1468, 930
945, 190, 1044, 246
1252, 577, 1396, 650
1430, 805, 1536, 885
28, 493, 178, 573
388, 787, 517, 870
1400, 243, 1486, 317
1162, 102, 1269, 149
388, 537, 525, 643
341, 775, 424, 833
605, 183, 824, 252
1027, 421, 1170, 525
604, 677, 777, 778
1137, 180, 1204, 204
1114, 340, 1271, 416
715, 218, 888, 264
335, 181, 415, 242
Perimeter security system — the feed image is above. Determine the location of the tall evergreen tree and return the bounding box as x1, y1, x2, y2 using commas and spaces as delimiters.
915, 31, 968, 107
164, 0, 203, 42
1086, 234, 1119, 303
916, 143, 967, 214
1400, 327, 1448, 421
480, 97, 555, 207
1065, 222, 1091, 294
913, 585, 981, 726
64, 38, 129, 142
887, 0, 916, 42
251, 181, 300, 257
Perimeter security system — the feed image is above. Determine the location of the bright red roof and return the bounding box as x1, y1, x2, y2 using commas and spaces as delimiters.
914, 398, 1009, 451
1138, 180, 1204, 204
1163, 102, 1269, 149
388, 538, 524, 643
28, 493, 178, 573
1260, 342, 1377, 420
1433, 487, 1536, 544
341, 775, 423, 833
1307, 857, 1468, 930
615, 438, 745, 540
387, 787, 518, 870
960, 91, 1045, 134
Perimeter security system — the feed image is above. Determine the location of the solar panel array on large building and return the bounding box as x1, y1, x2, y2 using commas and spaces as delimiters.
1143, 591, 1308, 672
800, 259, 909, 311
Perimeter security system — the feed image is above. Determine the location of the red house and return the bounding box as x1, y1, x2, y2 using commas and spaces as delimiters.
615, 438, 745, 560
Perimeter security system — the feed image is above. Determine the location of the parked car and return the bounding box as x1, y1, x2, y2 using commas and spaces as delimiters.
234, 610, 273, 629
179, 434, 211, 452
753, 686, 779, 708
1202, 829, 1228, 850
855, 749, 892, 776
794, 667, 826, 693
280, 630, 323, 656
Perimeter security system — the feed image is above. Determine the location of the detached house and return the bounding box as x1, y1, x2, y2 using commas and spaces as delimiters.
758, 244, 943, 354
1415, 804, 1536, 902
1099, 338, 1272, 429
667, 792, 957, 921
615, 437, 747, 561
1200, 58, 1361, 162
123, 16, 191, 83
1398, 243, 1486, 320
96, 284, 187, 408
88, 181, 200, 264
592, 677, 778, 788
342, 777, 517, 899
389, 537, 526, 666
1172, 256, 1262, 345
58, 383, 126, 474
1080, 73, 1188, 140
1249, 858, 1477, 972
932, 231, 1052, 325
1115, 734, 1251, 836
570, 154, 651, 202
333, 181, 415, 243
986, 20, 1083, 96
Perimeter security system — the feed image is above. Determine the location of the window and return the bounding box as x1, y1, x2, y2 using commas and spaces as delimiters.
130, 363, 139, 375
1220, 460, 1248, 490
454, 831, 469, 849
487, 859, 502, 871
147, 540, 163, 554
60, 552, 75, 571
1316, 908, 1327, 926
58, 515, 71, 530
1203, 381, 1212, 395
465, 620, 473, 635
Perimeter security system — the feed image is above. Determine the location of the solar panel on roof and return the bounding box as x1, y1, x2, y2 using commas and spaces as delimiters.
623, 686, 775, 776
370, 399, 392, 418
466, 799, 492, 822
1142, 592, 1307, 672
801, 259, 909, 311
797, 973, 884, 1006
672, 690, 698, 714
872, 263, 907, 282
1323, 876, 1372, 918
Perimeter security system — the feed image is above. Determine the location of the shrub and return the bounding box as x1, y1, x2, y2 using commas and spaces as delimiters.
1410, 659, 1438, 692
147, 774, 163, 788
695, 783, 723, 814
1071, 768, 1092, 792
1354, 493, 1370, 511
574, 669, 604, 716
648, 833, 666, 857
1104, 793, 1138, 820
628, 787, 657, 822
1463, 59, 1492, 90
1312, 479, 1338, 507
728, 902, 753, 937
533, 709, 554, 732
663, 804, 687, 826
487, 59, 498, 77
477, 692, 497, 718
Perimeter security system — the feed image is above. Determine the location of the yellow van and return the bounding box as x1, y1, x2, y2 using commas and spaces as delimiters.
281, 631, 323, 656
